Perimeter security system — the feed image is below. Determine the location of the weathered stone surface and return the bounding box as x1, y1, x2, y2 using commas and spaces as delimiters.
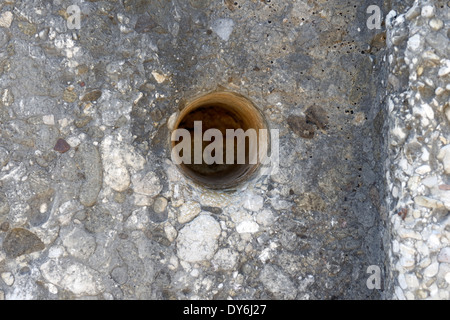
80, 90, 102, 102
78, 142, 102, 207
0, 192, 10, 217
259, 265, 297, 299
40, 258, 101, 296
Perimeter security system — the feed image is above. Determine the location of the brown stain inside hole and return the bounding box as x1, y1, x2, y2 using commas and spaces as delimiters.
171, 91, 268, 189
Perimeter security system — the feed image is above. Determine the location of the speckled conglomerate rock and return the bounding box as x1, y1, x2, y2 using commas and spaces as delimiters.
385, 0, 450, 300
1, 0, 446, 300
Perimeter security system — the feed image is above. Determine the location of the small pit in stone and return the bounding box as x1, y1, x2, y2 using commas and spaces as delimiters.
171, 91, 269, 190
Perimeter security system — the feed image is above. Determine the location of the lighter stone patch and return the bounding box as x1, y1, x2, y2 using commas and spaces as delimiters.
407, 34, 422, 52
236, 220, 259, 234
40, 259, 101, 296
151, 71, 166, 83
438, 247, 450, 263
42, 114, 55, 125
177, 215, 221, 262
1, 272, 14, 286
256, 209, 275, 227
243, 193, 264, 211
0, 12, 13, 28
177, 201, 201, 224
424, 262, 439, 278
101, 136, 130, 192
62, 226, 96, 260
211, 18, 234, 41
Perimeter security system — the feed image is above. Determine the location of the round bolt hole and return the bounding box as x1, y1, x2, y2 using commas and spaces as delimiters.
170, 91, 269, 190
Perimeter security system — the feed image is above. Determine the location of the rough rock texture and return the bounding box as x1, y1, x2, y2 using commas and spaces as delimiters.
0, 0, 445, 300
385, 0, 450, 300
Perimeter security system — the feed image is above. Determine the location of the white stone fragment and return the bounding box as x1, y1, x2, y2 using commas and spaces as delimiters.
101, 136, 130, 192
404, 273, 419, 288
421, 175, 438, 188
429, 18, 443, 31
415, 165, 431, 175
407, 34, 422, 52
398, 273, 407, 289
42, 115, 55, 125
437, 247, 450, 263
177, 201, 201, 224
176, 215, 221, 262
424, 262, 439, 278
421, 5, 435, 18
422, 51, 440, 62
1, 272, 14, 286
211, 18, 234, 41
428, 234, 441, 250
256, 209, 275, 227
445, 273, 450, 284
236, 220, 259, 234
422, 103, 434, 120
40, 259, 101, 296
243, 194, 264, 211
395, 286, 406, 300
0, 11, 13, 28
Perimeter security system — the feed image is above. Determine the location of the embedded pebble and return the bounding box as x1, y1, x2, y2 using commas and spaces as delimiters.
236, 220, 259, 234
1, 272, 14, 286
438, 247, 450, 263
40, 258, 101, 296
429, 18, 443, 31
0, 11, 13, 28
2, 228, 45, 258
176, 215, 221, 262
211, 18, 234, 41
177, 201, 201, 224
424, 262, 439, 278
243, 194, 264, 211
53, 138, 70, 153
153, 197, 168, 213
421, 5, 435, 18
